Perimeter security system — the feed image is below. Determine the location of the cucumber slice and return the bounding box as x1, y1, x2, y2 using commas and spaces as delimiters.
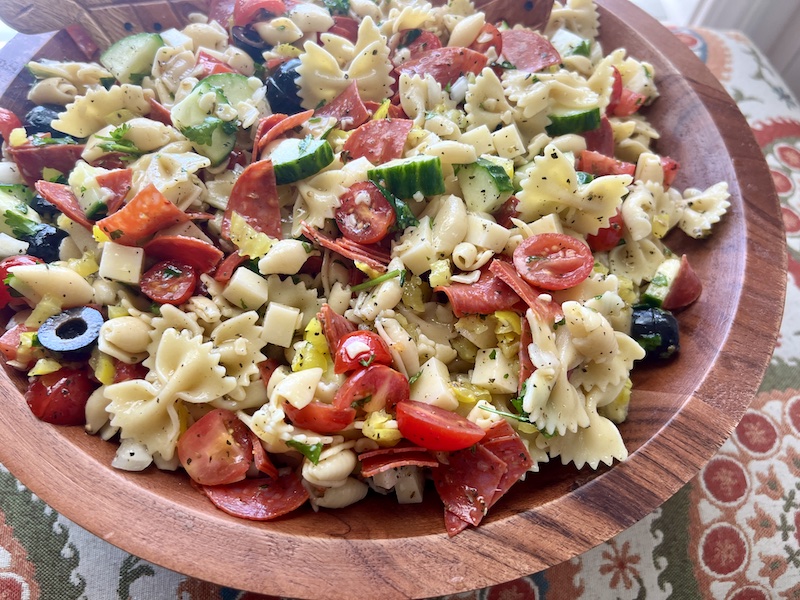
457, 157, 514, 213
99, 32, 164, 84
0, 184, 33, 203
545, 107, 601, 136
550, 28, 591, 58
642, 256, 681, 308
270, 137, 334, 184
171, 73, 254, 165
367, 155, 446, 199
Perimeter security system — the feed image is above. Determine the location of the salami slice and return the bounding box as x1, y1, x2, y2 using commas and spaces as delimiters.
315, 81, 370, 131
488, 259, 563, 322
34, 181, 92, 229
93, 168, 133, 215
482, 437, 533, 505
144, 235, 224, 274
302, 222, 390, 273
444, 508, 471, 537
200, 472, 309, 521
253, 110, 314, 157
341, 119, 414, 165
9, 142, 85, 187
359, 445, 439, 478
582, 117, 614, 156
214, 251, 249, 283
95, 183, 189, 245
432, 444, 507, 526
500, 29, 561, 73
249, 431, 279, 479
434, 263, 522, 318
317, 303, 357, 351
395, 46, 488, 87
222, 159, 282, 239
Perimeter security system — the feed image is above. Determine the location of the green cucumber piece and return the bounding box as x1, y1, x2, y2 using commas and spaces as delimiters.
367, 155, 445, 199
0, 184, 33, 203
457, 157, 514, 213
545, 107, 601, 136
576, 171, 594, 185
270, 137, 334, 184
171, 73, 254, 165
100, 32, 164, 84
642, 256, 682, 308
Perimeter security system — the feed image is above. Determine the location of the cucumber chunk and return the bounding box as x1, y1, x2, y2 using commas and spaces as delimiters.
457, 157, 514, 213
270, 137, 334, 184
100, 33, 164, 84
545, 107, 601, 136
642, 256, 681, 308
0, 184, 33, 203
367, 155, 445, 199
550, 28, 591, 58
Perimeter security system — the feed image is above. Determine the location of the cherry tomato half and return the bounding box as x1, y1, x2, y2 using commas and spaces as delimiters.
140, 260, 197, 305
586, 209, 624, 252
283, 401, 356, 434
396, 400, 485, 452
25, 367, 96, 425
512, 233, 594, 291
333, 364, 409, 413
334, 181, 396, 244
177, 408, 253, 486
334, 330, 393, 374
0, 255, 43, 308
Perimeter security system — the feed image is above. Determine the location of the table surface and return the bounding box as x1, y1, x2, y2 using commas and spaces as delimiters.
0, 25, 799, 600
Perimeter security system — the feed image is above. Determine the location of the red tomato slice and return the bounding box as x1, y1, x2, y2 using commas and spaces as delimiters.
177, 408, 253, 486
582, 117, 614, 156
283, 401, 356, 434
396, 400, 486, 452
661, 156, 680, 188
249, 430, 279, 478
314, 81, 370, 131
112, 359, 148, 383
341, 119, 414, 165
94, 168, 133, 216
0, 108, 22, 142
221, 159, 282, 240
96, 184, 190, 245
334, 181, 396, 244
662, 254, 703, 311
613, 88, 648, 117
0, 255, 43, 308
333, 364, 409, 412
500, 29, 560, 73
585, 208, 624, 252
0, 323, 35, 363
140, 260, 198, 305
607, 66, 623, 116
468, 23, 502, 55
199, 472, 309, 521
25, 367, 96, 425
578, 149, 636, 178
8, 142, 85, 187
395, 47, 487, 87
512, 233, 593, 291
195, 50, 236, 78
233, 0, 285, 26
144, 235, 224, 274
34, 180, 92, 229
326, 15, 360, 43
393, 29, 443, 58
334, 330, 393, 374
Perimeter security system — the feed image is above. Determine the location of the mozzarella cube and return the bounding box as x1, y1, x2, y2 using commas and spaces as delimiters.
471, 347, 519, 394
525, 213, 565, 236
491, 124, 525, 159
465, 213, 510, 252
393, 216, 434, 275
98, 242, 144, 284
410, 357, 458, 410
262, 302, 301, 347
458, 125, 495, 156
223, 267, 269, 310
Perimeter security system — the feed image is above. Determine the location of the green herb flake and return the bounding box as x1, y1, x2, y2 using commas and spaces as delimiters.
351, 269, 405, 293
287, 439, 324, 464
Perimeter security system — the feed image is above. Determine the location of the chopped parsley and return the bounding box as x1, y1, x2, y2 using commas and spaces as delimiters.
287, 439, 324, 464
96, 123, 146, 159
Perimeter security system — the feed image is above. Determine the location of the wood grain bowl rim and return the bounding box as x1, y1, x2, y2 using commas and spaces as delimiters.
0, 1, 786, 598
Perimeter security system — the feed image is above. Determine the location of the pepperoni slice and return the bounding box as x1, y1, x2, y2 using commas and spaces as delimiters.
144, 235, 224, 274
96, 183, 190, 245
482, 434, 533, 507
199, 472, 309, 521
606, 67, 623, 116
317, 303, 357, 354
249, 430, 279, 479
341, 119, 414, 165
301, 222, 390, 273
34, 181, 92, 229
444, 509, 471, 536
94, 168, 133, 215
257, 357, 281, 388
500, 29, 560, 73
222, 159, 282, 240
395, 46, 488, 87
327, 15, 360, 43
493, 195, 520, 229
148, 98, 174, 126
9, 142, 85, 187
315, 81, 370, 131
432, 443, 507, 526
214, 251, 249, 283
661, 156, 680, 188
488, 259, 564, 322
253, 110, 314, 157
359, 446, 439, 478
392, 29, 443, 59
434, 263, 522, 318
518, 317, 534, 395
363, 101, 407, 120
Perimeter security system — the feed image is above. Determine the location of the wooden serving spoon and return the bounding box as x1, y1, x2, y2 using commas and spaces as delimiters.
0, 0, 212, 49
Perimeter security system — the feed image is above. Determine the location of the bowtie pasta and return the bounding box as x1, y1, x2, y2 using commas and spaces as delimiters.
0, 0, 729, 535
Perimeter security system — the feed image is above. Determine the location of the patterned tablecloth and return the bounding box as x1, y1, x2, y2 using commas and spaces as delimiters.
1, 26, 798, 600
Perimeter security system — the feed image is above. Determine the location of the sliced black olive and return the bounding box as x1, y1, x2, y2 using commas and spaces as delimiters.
265, 58, 304, 114
38, 306, 104, 358
23, 223, 68, 263
28, 192, 60, 219
630, 305, 680, 360
24, 105, 65, 137
231, 25, 271, 60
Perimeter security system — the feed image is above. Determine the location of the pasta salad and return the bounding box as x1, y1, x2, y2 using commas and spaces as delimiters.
0, 0, 730, 535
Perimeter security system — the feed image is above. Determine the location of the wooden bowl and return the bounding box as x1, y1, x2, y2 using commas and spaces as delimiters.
0, 1, 785, 598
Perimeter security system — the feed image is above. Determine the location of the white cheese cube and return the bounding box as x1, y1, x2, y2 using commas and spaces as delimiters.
98, 242, 144, 285
410, 357, 458, 410
392, 216, 434, 275
455, 315, 497, 349
491, 124, 525, 159
465, 213, 510, 252
471, 347, 519, 394
394, 466, 425, 504
262, 302, 301, 347
525, 213, 565, 236
223, 267, 269, 310
458, 125, 495, 156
